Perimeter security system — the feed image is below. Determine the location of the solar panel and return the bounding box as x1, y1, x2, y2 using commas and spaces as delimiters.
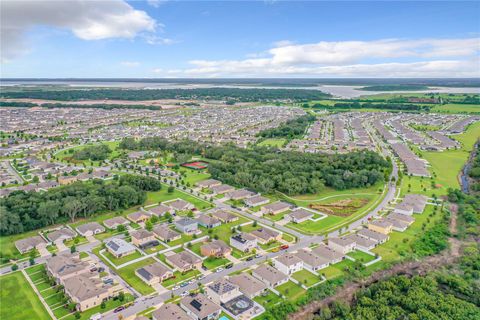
190, 299, 202, 311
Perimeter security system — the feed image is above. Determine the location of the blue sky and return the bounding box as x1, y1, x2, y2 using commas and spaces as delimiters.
1, 0, 479, 78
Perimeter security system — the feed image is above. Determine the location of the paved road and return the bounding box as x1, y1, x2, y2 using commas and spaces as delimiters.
3, 130, 399, 320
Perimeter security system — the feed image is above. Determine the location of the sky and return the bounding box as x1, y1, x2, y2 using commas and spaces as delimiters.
1, 0, 479, 78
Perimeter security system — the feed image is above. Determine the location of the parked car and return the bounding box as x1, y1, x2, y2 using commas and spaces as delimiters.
255, 254, 261, 258
113, 306, 125, 313
216, 267, 224, 273
225, 263, 233, 269
246, 256, 254, 261
280, 245, 289, 250
180, 291, 189, 297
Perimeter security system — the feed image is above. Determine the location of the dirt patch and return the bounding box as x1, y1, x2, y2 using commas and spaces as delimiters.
309, 198, 369, 217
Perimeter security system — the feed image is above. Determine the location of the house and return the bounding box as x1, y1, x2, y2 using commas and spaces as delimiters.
261, 201, 292, 215
211, 210, 238, 223
76, 222, 105, 236
136, 262, 174, 285
402, 194, 428, 213
273, 253, 303, 275
295, 249, 330, 272
15, 236, 47, 254
393, 202, 414, 215
230, 233, 257, 252
205, 279, 242, 304
228, 273, 267, 298
165, 199, 194, 212
312, 244, 344, 264
388, 212, 415, 225
147, 204, 171, 217
196, 179, 222, 189
356, 229, 389, 244
196, 214, 221, 228
127, 211, 151, 223
47, 228, 76, 243
328, 237, 356, 254
244, 195, 270, 207
153, 224, 181, 242
166, 251, 202, 273
200, 240, 232, 257
103, 216, 130, 230
344, 234, 377, 251
46, 253, 90, 283
174, 218, 198, 234
210, 184, 235, 195
288, 208, 313, 223
250, 228, 281, 244
368, 219, 394, 235
180, 293, 222, 320
58, 175, 78, 185
63, 273, 115, 311
225, 189, 256, 200
384, 217, 410, 232
252, 264, 288, 288
105, 238, 136, 258
130, 229, 156, 246
152, 304, 190, 320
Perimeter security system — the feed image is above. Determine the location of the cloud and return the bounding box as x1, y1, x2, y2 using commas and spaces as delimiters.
120, 61, 140, 67
168, 37, 480, 77
147, 0, 167, 8
143, 35, 177, 45
0, 0, 156, 62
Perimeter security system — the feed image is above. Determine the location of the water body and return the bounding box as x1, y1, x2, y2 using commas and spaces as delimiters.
1, 79, 479, 99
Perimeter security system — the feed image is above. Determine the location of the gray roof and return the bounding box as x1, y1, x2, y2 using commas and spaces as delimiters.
105, 238, 136, 256
228, 273, 267, 297
181, 293, 221, 319
47, 228, 76, 242
207, 279, 239, 295
152, 304, 190, 320
175, 217, 198, 227
136, 262, 172, 281
76, 222, 105, 235
103, 216, 129, 228
253, 264, 288, 284
15, 236, 46, 253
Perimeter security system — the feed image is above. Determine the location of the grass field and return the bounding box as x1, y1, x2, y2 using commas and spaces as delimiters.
400, 121, 480, 197
146, 184, 213, 209
55, 141, 121, 166
276, 281, 306, 302
0, 271, 51, 320
347, 250, 376, 263
291, 269, 322, 287
103, 250, 143, 266
257, 139, 287, 147
253, 290, 282, 308
431, 103, 480, 114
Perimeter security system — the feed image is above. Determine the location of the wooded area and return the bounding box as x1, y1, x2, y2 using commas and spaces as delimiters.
0, 175, 161, 236
120, 137, 390, 195
257, 114, 316, 139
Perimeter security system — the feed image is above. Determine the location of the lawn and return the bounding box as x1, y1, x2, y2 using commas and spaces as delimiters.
431, 103, 480, 114
253, 290, 282, 308
318, 265, 343, 279
400, 121, 480, 197
146, 184, 213, 210
93, 247, 155, 295
276, 281, 306, 302
179, 168, 211, 186
103, 250, 143, 266
347, 250, 376, 263
162, 269, 200, 288
0, 271, 51, 320
291, 269, 322, 287
203, 256, 230, 270
0, 228, 42, 261
257, 139, 287, 148
55, 141, 121, 167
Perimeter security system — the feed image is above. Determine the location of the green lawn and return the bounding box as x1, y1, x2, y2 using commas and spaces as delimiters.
0, 228, 42, 261
318, 265, 343, 279
253, 290, 282, 308
62, 294, 134, 320
162, 269, 200, 288
291, 269, 322, 287
55, 141, 121, 167
103, 250, 143, 266
276, 281, 306, 302
146, 184, 213, 210
179, 168, 211, 185
0, 271, 51, 320
347, 250, 376, 263
400, 121, 480, 197
203, 256, 230, 270
257, 139, 287, 148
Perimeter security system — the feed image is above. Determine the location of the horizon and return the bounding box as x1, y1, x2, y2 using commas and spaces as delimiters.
1, 0, 479, 78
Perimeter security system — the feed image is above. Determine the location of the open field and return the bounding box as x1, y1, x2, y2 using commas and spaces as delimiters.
0, 271, 51, 320
257, 138, 287, 147
291, 269, 322, 287
400, 121, 480, 197
276, 281, 306, 302
146, 184, 213, 209
253, 290, 282, 308
55, 141, 121, 166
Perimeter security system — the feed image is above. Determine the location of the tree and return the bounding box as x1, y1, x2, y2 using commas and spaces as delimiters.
71, 245, 76, 253
11, 264, 18, 271
101, 301, 106, 309
145, 220, 153, 231
168, 186, 174, 193
118, 291, 125, 302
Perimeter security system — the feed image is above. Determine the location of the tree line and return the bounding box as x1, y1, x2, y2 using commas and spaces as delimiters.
0, 175, 161, 236
120, 137, 390, 195
1, 88, 330, 102
257, 114, 316, 139
305, 101, 432, 111
72, 144, 112, 161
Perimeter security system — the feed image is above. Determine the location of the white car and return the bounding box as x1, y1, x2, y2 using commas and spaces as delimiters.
180, 291, 189, 297
216, 267, 224, 273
